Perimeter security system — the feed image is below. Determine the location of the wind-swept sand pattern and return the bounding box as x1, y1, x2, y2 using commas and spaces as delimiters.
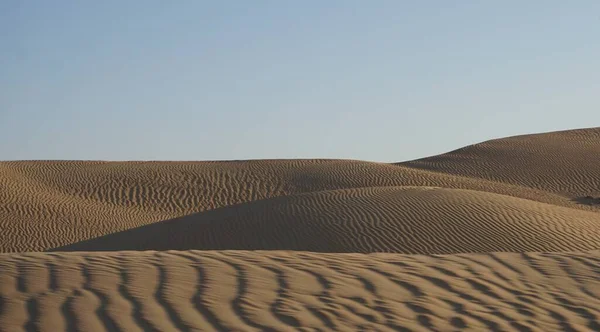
0, 158, 592, 252
1, 251, 599, 332
402, 127, 600, 199
1, 127, 600, 331
55, 187, 600, 253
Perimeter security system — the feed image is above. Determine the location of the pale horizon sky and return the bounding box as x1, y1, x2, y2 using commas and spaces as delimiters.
1, 1, 599, 162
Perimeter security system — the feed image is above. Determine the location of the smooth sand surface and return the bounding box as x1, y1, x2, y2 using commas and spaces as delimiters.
1, 251, 599, 332
1, 127, 600, 331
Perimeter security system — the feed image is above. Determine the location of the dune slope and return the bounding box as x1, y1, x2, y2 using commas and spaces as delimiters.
0, 163, 591, 253
402, 127, 600, 199
56, 187, 600, 254
1, 250, 599, 332
2, 128, 600, 252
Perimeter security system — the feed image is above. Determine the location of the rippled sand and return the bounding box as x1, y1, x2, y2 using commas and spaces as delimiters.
1, 127, 599, 331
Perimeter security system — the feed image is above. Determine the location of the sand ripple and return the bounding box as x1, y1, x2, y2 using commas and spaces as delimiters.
55, 187, 600, 254
1, 250, 599, 332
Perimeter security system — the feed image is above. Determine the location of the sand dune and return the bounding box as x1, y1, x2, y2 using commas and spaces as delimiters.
402, 127, 600, 199
1, 250, 599, 332
3, 129, 599, 252
2, 127, 600, 331
55, 187, 600, 253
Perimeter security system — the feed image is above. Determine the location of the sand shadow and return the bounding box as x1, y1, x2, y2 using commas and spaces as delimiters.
571, 196, 600, 206
50, 207, 256, 252
49, 195, 325, 252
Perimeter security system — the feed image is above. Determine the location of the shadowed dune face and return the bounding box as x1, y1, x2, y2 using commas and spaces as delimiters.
1, 250, 599, 332
402, 127, 600, 198
55, 187, 600, 253
573, 196, 600, 206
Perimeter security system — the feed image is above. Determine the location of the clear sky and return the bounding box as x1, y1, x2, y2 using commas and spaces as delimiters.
1, 1, 599, 162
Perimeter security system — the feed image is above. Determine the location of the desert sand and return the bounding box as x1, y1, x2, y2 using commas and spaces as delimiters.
1, 250, 599, 332
1, 127, 599, 331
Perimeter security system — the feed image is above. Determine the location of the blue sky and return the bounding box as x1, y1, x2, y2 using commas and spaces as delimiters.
1, 1, 599, 162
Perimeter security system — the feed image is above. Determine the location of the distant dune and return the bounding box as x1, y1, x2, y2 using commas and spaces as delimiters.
1, 127, 599, 331
402, 127, 600, 198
